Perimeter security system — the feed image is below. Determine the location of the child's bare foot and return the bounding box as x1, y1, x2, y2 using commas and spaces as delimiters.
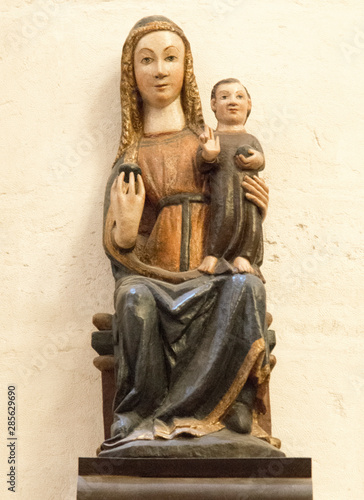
233, 256, 255, 274
198, 255, 218, 274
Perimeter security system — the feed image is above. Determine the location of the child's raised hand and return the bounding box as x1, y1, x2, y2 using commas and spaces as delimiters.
236, 149, 264, 170
199, 125, 220, 162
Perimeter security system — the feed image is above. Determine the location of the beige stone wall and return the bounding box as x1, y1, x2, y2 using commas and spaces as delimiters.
1, 1, 363, 498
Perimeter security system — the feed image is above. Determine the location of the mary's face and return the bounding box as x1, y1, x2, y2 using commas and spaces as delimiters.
134, 31, 185, 109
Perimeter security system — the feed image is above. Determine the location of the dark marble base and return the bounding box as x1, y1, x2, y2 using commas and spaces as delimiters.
98, 429, 285, 458
77, 456, 312, 499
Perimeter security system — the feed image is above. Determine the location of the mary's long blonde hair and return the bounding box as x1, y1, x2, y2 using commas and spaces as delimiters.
114, 16, 204, 164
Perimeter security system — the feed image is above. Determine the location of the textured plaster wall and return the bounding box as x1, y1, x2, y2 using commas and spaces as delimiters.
0, 0, 363, 498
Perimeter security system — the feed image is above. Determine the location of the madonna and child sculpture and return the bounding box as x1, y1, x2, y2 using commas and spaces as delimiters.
98, 15, 283, 458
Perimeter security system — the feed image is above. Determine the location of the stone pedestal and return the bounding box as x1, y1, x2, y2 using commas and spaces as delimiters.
77, 457, 313, 499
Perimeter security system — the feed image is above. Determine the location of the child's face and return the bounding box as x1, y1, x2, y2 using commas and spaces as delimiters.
211, 82, 251, 127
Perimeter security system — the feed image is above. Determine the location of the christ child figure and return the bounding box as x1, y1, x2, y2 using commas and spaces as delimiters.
198, 78, 265, 280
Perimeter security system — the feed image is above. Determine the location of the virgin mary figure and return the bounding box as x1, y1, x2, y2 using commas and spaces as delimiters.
100, 15, 278, 456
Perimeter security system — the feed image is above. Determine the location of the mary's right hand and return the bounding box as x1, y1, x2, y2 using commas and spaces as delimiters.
110, 172, 145, 249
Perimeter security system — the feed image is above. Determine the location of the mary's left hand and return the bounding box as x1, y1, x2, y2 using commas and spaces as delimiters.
242, 175, 269, 221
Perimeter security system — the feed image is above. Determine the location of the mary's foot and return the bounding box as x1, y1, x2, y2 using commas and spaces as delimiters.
110, 411, 143, 439
223, 402, 252, 434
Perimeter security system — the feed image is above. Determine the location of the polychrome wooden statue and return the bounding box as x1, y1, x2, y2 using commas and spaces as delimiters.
100, 16, 278, 457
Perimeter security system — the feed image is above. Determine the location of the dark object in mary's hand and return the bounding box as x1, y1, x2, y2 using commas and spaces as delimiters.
116, 162, 142, 183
